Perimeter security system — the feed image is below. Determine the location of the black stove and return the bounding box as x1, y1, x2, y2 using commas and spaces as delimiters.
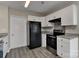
46, 30, 65, 54
47, 34, 57, 49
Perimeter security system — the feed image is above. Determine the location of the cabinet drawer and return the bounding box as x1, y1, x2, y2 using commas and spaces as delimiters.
58, 38, 70, 51
57, 37, 70, 44
57, 38, 70, 58
42, 34, 46, 47
57, 44, 63, 57
57, 38, 64, 45
62, 38, 70, 51
57, 45, 70, 58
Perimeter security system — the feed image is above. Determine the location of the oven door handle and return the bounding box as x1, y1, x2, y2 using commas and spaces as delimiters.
48, 36, 56, 38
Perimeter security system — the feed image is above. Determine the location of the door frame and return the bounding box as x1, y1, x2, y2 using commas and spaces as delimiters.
9, 15, 27, 49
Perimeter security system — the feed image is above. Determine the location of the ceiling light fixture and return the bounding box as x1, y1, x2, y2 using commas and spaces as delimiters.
24, 0, 30, 8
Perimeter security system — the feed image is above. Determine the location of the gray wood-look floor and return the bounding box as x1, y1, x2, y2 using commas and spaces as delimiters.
6, 47, 59, 58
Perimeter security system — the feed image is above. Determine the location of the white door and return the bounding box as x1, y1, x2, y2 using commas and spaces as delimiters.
10, 15, 27, 49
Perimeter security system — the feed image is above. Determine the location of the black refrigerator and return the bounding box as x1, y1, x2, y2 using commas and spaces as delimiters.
28, 21, 41, 49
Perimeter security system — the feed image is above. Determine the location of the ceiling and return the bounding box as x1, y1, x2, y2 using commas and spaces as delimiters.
0, 1, 74, 16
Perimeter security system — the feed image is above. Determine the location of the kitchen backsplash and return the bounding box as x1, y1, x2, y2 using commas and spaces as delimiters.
41, 23, 54, 34
54, 22, 65, 30
41, 24, 79, 34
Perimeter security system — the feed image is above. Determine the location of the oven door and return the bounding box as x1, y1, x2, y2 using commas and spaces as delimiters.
47, 35, 57, 50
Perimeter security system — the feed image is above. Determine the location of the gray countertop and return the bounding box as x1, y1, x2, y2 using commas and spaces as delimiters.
0, 33, 8, 42
57, 33, 79, 39
0, 33, 8, 38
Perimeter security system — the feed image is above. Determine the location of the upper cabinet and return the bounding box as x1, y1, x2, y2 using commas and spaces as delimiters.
41, 16, 53, 27
28, 4, 77, 27
28, 15, 53, 27
28, 15, 42, 22
41, 17, 46, 27
60, 4, 77, 26
47, 4, 77, 26
28, 15, 45, 27
47, 11, 61, 21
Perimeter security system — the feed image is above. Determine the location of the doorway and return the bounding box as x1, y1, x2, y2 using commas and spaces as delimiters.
10, 15, 27, 49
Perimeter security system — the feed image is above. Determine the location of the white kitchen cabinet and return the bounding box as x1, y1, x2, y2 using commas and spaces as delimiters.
46, 4, 77, 26
60, 4, 77, 26
28, 15, 42, 22
3, 36, 8, 58
41, 16, 53, 27
42, 34, 46, 47
28, 15, 46, 27
47, 10, 61, 21
45, 16, 53, 27
28, 15, 53, 27
41, 17, 47, 27
57, 36, 78, 58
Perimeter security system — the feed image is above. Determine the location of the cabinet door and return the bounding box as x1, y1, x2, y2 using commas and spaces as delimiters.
62, 38, 70, 57
33, 16, 41, 22
57, 37, 70, 58
41, 17, 47, 27
45, 15, 53, 26
46, 10, 62, 26
61, 4, 77, 26
3, 36, 8, 57
57, 37, 63, 57
28, 15, 42, 22
47, 13, 55, 20
45, 16, 49, 26
42, 34, 46, 47
28, 15, 34, 21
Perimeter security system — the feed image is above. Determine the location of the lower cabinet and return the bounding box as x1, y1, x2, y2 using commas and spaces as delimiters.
3, 36, 8, 58
42, 34, 46, 47
0, 51, 3, 58
57, 36, 78, 58
0, 42, 3, 58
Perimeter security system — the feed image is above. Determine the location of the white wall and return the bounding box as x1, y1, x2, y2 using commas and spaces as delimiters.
0, 6, 8, 33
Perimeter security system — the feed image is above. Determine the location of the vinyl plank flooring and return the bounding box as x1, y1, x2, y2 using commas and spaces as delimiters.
21, 47, 27, 58
6, 47, 58, 58
38, 47, 50, 58
14, 48, 20, 58
40, 47, 56, 58
10, 49, 16, 58
35, 47, 48, 58
26, 48, 33, 58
